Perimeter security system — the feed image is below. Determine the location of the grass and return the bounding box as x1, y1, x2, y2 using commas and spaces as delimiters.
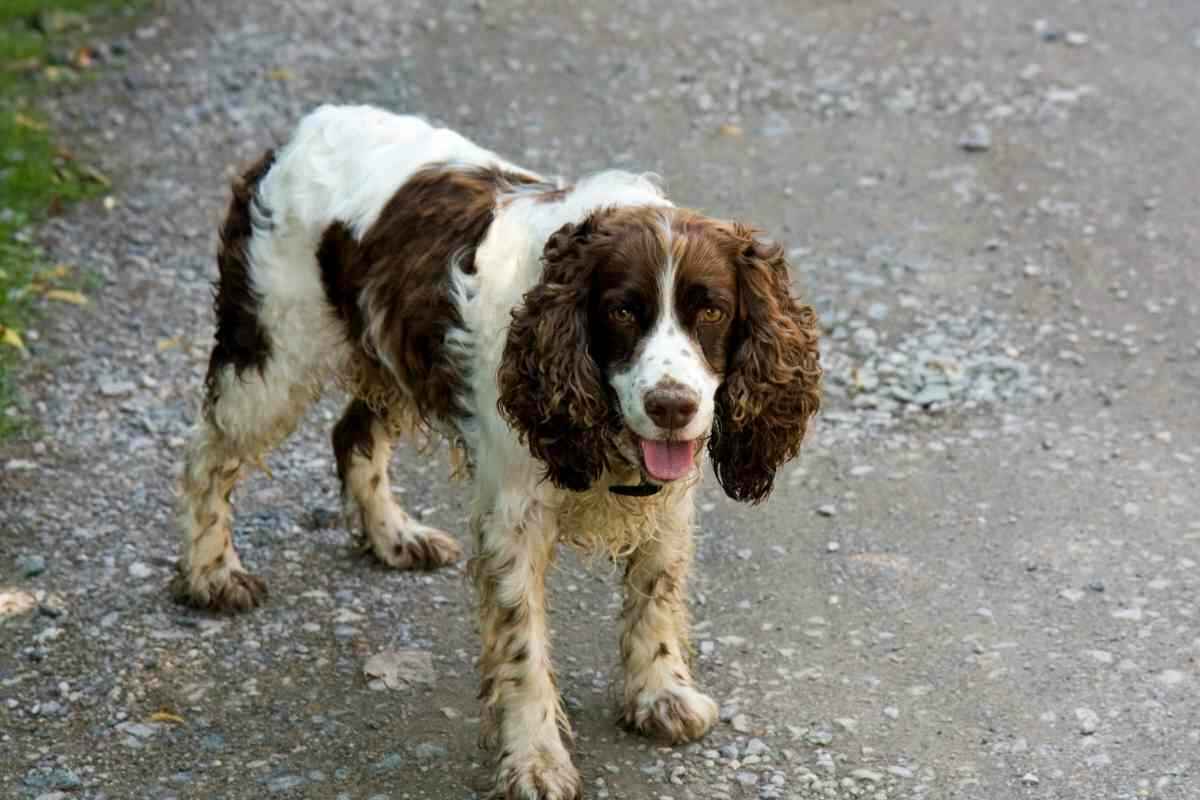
0, 1, 142, 437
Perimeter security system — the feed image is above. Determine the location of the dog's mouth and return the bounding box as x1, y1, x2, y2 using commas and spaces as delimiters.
637, 438, 701, 482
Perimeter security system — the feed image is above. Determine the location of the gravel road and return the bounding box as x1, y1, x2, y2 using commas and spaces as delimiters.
2, 1, 1199, 798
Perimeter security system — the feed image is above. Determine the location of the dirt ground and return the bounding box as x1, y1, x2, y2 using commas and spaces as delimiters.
2, 1, 1198, 798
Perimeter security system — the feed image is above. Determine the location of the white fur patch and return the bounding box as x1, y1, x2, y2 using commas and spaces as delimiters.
609, 216, 720, 444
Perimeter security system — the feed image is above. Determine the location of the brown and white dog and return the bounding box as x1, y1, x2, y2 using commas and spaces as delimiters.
174, 104, 821, 799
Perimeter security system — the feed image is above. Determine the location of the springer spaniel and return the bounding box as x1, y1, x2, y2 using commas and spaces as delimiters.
174, 105, 821, 799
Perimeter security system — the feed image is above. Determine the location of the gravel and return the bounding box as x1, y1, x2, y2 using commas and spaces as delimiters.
1, 2, 1196, 800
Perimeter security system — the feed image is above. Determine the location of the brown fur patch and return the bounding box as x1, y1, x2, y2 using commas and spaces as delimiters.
317, 164, 548, 426
331, 398, 376, 490
205, 150, 276, 412
708, 229, 823, 503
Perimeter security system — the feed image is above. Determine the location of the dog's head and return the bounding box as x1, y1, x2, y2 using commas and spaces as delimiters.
498, 206, 821, 503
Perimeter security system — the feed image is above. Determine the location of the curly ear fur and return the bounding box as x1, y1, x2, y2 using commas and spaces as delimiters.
709, 227, 822, 503
497, 217, 616, 491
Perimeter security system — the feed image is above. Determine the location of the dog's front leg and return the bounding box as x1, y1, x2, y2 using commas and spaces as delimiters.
620, 490, 718, 743
473, 500, 581, 800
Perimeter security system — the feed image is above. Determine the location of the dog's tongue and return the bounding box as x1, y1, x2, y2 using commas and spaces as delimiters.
640, 439, 697, 481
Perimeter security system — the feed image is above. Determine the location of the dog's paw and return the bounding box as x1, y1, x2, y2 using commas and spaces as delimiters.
372, 524, 463, 571
623, 684, 718, 744
170, 566, 268, 613
494, 749, 582, 800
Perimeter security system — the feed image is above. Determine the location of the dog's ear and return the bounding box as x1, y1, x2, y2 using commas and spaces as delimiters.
709, 226, 822, 503
498, 214, 616, 491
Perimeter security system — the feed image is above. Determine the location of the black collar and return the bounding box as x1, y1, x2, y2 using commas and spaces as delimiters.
609, 482, 662, 497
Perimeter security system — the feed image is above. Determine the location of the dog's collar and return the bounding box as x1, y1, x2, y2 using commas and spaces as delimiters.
609, 482, 662, 497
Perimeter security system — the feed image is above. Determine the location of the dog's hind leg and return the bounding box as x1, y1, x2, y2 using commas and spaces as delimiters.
171, 350, 321, 611
171, 149, 323, 612
331, 398, 462, 570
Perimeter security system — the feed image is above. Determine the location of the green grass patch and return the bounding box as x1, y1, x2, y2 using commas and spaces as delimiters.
1, 1, 142, 437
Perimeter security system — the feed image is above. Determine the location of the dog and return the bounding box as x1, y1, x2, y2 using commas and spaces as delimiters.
173, 104, 821, 799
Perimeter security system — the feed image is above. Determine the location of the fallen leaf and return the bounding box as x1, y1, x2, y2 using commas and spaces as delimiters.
156, 336, 181, 351
718, 123, 744, 138
80, 165, 111, 188
268, 68, 293, 81
4, 58, 43, 74
0, 590, 37, 619
363, 649, 435, 689
1, 326, 26, 351
44, 289, 88, 305
149, 710, 185, 725
34, 264, 71, 282
14, 112, 46, 131
35, 9, 89, 34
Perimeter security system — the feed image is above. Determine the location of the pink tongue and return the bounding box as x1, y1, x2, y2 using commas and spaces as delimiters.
640, 440, 697, 481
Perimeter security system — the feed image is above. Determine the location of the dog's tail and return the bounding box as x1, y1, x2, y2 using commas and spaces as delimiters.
204, 150, 277, 411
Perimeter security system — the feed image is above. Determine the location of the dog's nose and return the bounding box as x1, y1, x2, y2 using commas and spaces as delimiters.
643, 385, 699, 431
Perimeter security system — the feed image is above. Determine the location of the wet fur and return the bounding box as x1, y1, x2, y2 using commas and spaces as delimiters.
174, 104, 820, 800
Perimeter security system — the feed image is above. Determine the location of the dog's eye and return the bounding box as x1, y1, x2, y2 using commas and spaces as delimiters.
697, 306, 726, 324
609, 306, 635, 323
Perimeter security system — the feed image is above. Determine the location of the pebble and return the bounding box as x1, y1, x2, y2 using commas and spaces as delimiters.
850, 769, 883, 783
98, 378, 137, 397
734, 771, 758, 786
17, 554, 47, 577
128, 561, 153, 579
1075, 707, 1100, 735
372, 753, 404, 771
116, 721, 160, 739
266, 774, 306, 793
411, 741, 449, 761
816, 504, 837, 517
745, 738, 769, 756
719, 743, 739, 760
960, 123, 992, 152
1157, 669, 1186, 686
806, 729, 834, 747
730, 713, 752, 733
866, 302, 890, 321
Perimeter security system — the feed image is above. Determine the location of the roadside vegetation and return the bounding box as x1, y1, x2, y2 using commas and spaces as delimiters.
0, 1, 142, 437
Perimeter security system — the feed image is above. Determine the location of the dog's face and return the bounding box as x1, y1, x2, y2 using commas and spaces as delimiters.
586, 213, 737, 483
499, 206, 822, 503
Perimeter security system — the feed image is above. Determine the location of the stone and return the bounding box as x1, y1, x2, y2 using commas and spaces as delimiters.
98, 378, 137, 397
17, 554, 46, 578
960, 124, 992, 152
266, 775, 306, 793
363, 649, 435, 689
1075, 707, 1100, 735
